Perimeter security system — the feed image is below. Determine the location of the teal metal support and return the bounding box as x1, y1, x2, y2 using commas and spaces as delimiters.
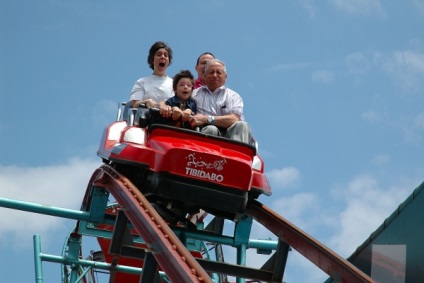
35, 234, 177, 282
40, 253, 144, 274
0, 197, 89, 221
1, 197, 278, 252
11, 197, 282, 282
234, 216, 253, 247
67, 234, 83, 282
236, 244, 247, 283
75, 265, 92, 283
34, 235, 43, 283
248, 239, 277, 251
234, 216, 253, 283
86, 186, 109, 221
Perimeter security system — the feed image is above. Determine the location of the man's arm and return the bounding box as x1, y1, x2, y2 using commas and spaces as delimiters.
189, 113, 240, 129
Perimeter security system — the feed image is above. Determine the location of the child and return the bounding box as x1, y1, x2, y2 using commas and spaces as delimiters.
164, 70, 197, 129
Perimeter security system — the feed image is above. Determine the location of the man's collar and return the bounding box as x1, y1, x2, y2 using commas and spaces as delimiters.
205, 85, 226, 93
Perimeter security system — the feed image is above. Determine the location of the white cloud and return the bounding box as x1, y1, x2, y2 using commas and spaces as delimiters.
413, 0, 424, 15
346, 52, 370, 76
0, 158, 101, 249
391, 116, 423, 144
269, 62, 312, 72
312, 70, 335, 84
238, 174, 416, 282
271, 192, 320, 230
362, 108, 424, 144
371, 154, 390, 165
330, 0, 385, 17
376, 50, 424, 92
91, 99, 120, 127
413, 112, 424, 129
266, 166, 301, 190
328, 175, 410, 256
298, 0, 317, 18
362, 110, 382, 124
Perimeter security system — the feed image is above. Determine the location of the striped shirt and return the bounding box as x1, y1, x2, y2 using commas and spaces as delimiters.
192, 85, 244, 120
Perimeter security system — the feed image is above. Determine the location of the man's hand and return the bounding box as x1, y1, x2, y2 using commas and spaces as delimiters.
189, 114, 208, 128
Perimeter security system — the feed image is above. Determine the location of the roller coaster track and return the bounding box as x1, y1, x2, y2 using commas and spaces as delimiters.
88, 164, 374, 283
89, 164, 211, 283
246, 201, 374, 283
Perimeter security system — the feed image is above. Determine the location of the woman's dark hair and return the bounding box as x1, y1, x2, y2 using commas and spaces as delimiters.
147, 41, 173, 70
172, 70, 194, 91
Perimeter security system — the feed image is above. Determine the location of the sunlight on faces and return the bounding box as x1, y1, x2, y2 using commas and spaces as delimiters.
175, 79, 193, 102
205, 61, 227, 92
153, 48, 169, 72
0, 158, 101, 248
196, 54, 214, 81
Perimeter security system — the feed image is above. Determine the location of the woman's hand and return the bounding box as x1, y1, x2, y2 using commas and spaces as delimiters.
159, 102, 172, 118
144, 99, 156, 109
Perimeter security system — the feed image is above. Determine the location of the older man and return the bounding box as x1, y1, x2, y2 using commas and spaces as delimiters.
189, 59, 253, 144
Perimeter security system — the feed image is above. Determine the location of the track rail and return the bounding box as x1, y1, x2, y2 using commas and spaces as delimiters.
246, 200, 375, 283
91, 165, 211, 282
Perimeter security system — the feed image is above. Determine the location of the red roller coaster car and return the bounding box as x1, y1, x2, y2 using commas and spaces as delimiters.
97, 103, 271, 221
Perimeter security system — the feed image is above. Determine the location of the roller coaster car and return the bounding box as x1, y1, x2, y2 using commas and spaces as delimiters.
98, 102, 271, 220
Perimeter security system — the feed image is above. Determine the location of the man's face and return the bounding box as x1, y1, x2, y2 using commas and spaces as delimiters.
195, 54, 214, 81
205, 62, 227, 92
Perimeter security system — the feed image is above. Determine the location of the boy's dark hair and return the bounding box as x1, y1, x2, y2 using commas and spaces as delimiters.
147, 41, 173, 70
173, 70, 194, 91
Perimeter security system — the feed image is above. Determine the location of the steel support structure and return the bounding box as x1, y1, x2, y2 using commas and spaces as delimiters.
1, 165, 376, 282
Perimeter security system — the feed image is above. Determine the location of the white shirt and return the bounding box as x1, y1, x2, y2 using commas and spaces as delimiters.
130, 75, 173, 102
192, 85, 244, 120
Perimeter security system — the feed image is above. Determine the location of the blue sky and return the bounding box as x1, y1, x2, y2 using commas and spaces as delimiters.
1, 1, 424, 282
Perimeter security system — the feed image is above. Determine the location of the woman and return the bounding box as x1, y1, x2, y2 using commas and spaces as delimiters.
129, 41, 174, 109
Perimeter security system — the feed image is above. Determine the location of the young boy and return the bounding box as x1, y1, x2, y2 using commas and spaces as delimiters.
164, 70, 197, 129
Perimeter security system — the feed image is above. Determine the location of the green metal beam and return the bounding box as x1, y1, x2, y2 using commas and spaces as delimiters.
0, 197, 89, 221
